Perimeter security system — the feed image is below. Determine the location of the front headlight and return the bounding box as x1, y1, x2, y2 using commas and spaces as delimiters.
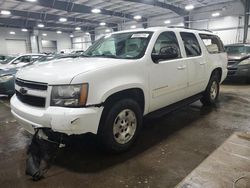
51, 83, 88, 107
0, 75, 14, 83
239, 58, 250, 65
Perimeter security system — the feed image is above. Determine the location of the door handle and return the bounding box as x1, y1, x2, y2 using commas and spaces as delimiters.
177, 65, 186, 70
200, 62, 206, 65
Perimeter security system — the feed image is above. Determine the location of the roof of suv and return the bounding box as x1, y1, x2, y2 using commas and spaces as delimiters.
112, 27, 213, 35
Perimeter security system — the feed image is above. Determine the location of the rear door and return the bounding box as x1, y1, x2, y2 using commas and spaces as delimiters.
149, 31, 188, 112
180, 32, 206, 97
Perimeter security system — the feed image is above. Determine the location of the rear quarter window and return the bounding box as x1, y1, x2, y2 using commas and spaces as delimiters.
199, 34, 225, 54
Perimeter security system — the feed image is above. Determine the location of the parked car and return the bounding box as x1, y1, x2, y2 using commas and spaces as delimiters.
0, 54, 78, 96
0, 55, 16, 64
0, 54, 45, 69
0, 67, 17, 97
11, 27, 228, 152
225, 44, 250, 83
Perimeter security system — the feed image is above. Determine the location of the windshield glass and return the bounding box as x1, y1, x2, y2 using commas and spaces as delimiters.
225, 45, 250, 55
84, 32, 153, 59
0, 56, 16, 64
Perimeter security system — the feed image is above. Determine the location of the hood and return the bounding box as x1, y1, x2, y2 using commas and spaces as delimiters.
16, 57, 126, 84
228, 53, 250, 61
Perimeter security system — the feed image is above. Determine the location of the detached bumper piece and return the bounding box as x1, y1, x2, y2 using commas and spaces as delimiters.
26, 128, 65, 181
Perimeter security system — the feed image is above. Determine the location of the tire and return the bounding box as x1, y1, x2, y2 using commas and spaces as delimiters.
200, 72, 220, 106
97, 98, 143, 153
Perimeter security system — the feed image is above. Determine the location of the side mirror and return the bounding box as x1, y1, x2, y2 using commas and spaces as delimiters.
152, 46, 179, 63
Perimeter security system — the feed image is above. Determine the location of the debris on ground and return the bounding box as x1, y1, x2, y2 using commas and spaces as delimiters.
25, 129, 65, 181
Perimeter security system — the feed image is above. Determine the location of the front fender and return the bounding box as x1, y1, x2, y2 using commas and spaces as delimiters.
70, 60, 149, 114
101, 84, 149, 115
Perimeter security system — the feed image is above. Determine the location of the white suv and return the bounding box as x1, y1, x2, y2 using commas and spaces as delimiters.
11, 27, 228, 152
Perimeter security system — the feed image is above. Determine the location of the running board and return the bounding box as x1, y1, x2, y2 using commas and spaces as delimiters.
146, 93, 203, 119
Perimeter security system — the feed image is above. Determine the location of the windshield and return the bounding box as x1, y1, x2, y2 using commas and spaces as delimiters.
84, 32, 153, 59
0, 56, 16, 64
225, 45, 250, 55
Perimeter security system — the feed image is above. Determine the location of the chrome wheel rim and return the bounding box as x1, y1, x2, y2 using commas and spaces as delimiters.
113, 109, 137, 144
210, 81, 218, 100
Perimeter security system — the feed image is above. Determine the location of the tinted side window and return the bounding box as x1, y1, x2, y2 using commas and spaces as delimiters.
199, 34, 225, 53
152, 31, 181, 58
180, 32, 201, 57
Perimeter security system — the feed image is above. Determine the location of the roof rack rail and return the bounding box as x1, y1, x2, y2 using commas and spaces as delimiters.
167, 26, 212, 33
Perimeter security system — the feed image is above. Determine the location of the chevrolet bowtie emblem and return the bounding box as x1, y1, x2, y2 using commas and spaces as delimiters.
20, 87, 28, 95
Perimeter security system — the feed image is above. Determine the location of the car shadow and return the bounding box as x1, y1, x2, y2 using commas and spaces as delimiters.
51, 102, 218, 173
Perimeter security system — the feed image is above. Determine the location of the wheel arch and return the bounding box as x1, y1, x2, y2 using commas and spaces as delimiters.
211, 67, 222, 82
102, 87, 147, 114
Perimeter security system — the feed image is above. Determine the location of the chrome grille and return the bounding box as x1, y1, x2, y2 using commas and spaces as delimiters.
15, 78, 48, 107
16, 78, 48, 90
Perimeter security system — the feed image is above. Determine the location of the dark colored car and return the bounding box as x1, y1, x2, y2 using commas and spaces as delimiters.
0, 67, 17, 97
0, 56, 18, 96
225, 44, 250, 83
0, 54, 46, 97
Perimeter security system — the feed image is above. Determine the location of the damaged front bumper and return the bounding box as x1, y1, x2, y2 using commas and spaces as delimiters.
11, 95, 104, 135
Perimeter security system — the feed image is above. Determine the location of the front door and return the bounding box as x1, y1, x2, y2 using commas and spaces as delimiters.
149, 31, 188, 112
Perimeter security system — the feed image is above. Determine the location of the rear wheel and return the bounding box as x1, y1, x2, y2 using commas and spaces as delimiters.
98, 99, 142, 153
201, 73, 220, 105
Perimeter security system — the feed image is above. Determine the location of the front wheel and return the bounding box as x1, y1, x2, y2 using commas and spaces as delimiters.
97, 99, 142, 153
200, 74, 220, 106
